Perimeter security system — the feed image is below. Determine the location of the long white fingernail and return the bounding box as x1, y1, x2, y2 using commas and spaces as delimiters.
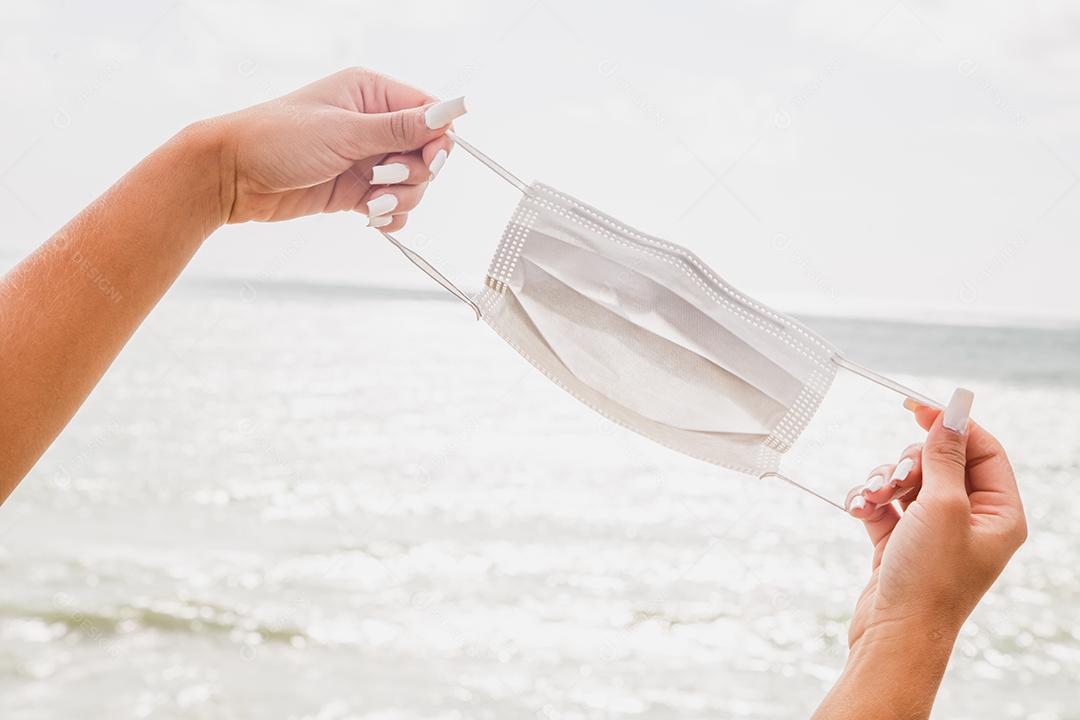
367, 194, 398, 217
865, 474, 886, 493
371, 163, 409, 185
890, 457, 915, 485
428, 149, 448, 179
367, 214, 393, 228
943, 387, 974, 433
848, 495, 866, 513
424, 96, 467, 129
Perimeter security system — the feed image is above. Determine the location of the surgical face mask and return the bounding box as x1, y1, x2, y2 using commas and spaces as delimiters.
380, 133, 941, 511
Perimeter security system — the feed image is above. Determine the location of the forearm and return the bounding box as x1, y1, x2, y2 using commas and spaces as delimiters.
0, 122, 230, 501
812, 617, 959, 720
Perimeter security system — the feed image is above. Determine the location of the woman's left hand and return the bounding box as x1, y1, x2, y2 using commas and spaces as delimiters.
813, 389, 1026, 720
207, 67, 465, 230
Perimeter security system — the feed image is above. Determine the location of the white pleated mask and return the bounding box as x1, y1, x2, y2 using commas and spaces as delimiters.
380, 133, 941, 511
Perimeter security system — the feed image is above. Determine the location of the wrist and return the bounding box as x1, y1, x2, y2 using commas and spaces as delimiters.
844, 615, 959, 717
849, 612, 961, 666
173, 117, 237, 232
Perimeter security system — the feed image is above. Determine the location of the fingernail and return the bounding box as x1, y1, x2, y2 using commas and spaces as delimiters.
943, 387, 974, 433
903, 398, 918, 412
848, 495, 866, 513
371, 163, 409, 185
429, 149, 448, 179
890, 457, 915, 486
865, 474, 886, 493
367, 194, 398, 217
367, 214, 393, 228
424, 96, 467, 129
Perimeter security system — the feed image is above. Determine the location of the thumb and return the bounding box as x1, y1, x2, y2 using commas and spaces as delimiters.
920, 387, 975, 506
347, 97, 467, 157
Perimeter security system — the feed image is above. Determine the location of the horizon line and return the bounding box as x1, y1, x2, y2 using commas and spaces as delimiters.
169, 276, 1080, 333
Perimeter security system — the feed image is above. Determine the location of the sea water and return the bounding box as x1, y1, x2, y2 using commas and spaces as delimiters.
1, 283, 1077, 719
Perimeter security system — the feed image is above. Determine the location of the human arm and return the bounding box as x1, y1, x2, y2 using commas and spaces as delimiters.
0, 68, 466, 503
812, 388, 1028, 719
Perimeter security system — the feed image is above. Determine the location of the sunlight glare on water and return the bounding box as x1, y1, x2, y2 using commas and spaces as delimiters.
1, 286, 1077, 719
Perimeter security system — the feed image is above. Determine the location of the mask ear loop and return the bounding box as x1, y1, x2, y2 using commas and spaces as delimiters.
379, 231, 482, 320
832, 355, 942, 409
760, 358, 942, 513
445, 131, 532, 194
374, 132, 529, 320
760, 471, 918, 513
759, 472, 847, 511
391, 133, 945, 515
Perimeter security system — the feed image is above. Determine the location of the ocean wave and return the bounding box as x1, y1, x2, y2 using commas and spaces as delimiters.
0, 599, 307, 645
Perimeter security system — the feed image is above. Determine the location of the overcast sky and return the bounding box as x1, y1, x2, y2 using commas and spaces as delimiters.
1, 0, 1078, 324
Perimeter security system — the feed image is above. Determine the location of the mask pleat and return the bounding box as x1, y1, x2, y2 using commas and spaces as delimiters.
526, 187, 836, 388
512, 256, 790, 435
515, 231, 804, 409
476, 181, 840, 477
480, 286, 777, 474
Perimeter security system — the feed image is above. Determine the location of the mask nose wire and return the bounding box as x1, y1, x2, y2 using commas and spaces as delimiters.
376, 132, 529, 320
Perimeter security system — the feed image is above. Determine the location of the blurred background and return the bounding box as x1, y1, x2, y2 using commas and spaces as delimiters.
1, 1, 1078, 718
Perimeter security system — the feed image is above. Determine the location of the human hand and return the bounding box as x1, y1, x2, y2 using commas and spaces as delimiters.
844, 388, 1028, 650
207, 67, 466, 230
812, 389, 1027, 719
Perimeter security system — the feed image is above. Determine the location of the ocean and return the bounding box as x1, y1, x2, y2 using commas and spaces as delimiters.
1, 282, 1077, 719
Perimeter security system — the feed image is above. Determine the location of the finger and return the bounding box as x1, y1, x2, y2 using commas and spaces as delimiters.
866, 505, 901, 564
361, 182, 429, 218
889, 443, 923, 508
905, 398, 941, 432
846, 484, 901, 555
366, 212, 409, 232
369, 153, 433, 186
845, 485, 871, 517
422, 135, 454, 180
918, 388, 974, 509
860, 463, 897, 506
342, 97, 467, 158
